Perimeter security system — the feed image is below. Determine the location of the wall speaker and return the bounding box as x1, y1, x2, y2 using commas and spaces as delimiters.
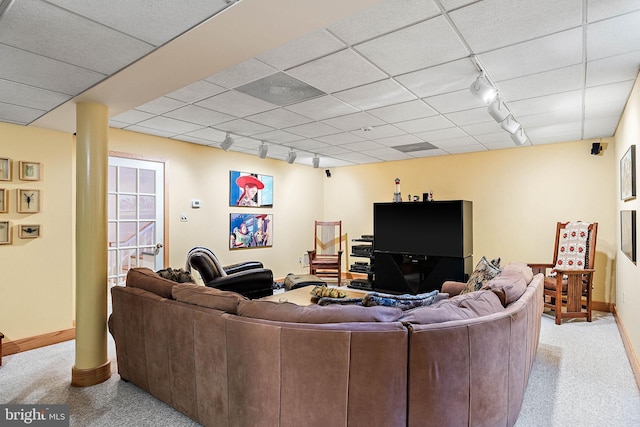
591, 142, 602, 155
325, 169, 331, 178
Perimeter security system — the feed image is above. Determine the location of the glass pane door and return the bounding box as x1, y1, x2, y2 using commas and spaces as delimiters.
108, 156, 164, 286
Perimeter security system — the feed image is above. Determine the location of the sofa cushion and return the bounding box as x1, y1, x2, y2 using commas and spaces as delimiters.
460, 256, 502, 294
126, 267, 175, 299
501, 262, 534, 284
481, 270, 528, 307
362, 290, 443, 310
237, 300, 403, 323
400, 290, 503, 324
172, 283, 246, 314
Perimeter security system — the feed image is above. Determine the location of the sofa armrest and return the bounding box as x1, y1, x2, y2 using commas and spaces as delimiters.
206, 268, 274, 298
223, 261, 264, 275
441, 281, 466, 296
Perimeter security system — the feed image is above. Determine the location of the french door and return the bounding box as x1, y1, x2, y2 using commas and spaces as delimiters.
107, 156, 165, 286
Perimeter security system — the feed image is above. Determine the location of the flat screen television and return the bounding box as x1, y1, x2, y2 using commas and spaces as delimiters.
373, 201, 472, 258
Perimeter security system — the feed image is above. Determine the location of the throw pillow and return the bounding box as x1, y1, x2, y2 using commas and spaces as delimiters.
481, 270, 528, 307
172, 283, 246, 314
156, 267, 194, 283
460, 256, 502, 294
361, 290, 442, 310
126, 267, 175, 299
501, 262, 534, 285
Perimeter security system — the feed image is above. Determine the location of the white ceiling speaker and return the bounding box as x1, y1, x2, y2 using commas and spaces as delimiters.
500, 115, 521, 134
470, 75, 497, 104
258, 142, 268, 159
220, 133, 234, 151
511, 128, 529, 145
487, 98, 510, 122
312, 154, 320, 168
286, 149, 297, 164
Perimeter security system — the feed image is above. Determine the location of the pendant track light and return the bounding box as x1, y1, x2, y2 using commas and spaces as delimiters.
470, 75, 497, 104
511, 128, 529, 145
312, 154, 320, 168
488, 98, 510, 123
258, 142, 268, 159
220, 133, 234, 151
500, 116, 521, 134
286, 149, 297, 164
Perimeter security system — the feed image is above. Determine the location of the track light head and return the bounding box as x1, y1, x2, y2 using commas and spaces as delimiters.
220, 133, 234, 151
511, 128, 528, 145
500, 115, 521, 134
258, 142, 268, 159
286, 149, 297, 164
470, 75, 497, 104
312, 155, 320, 168
487, 98, 510, 123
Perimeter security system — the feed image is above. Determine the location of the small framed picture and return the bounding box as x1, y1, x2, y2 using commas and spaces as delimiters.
0, 158, 10, 181
19, 224, 41, 239
17, 189, 41, 213
0, 220, 11, 244
19, 161, 41, 181
0, 188, 7, 213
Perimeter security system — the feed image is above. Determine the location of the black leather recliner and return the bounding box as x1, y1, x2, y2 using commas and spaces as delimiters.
185, 247, 273, 299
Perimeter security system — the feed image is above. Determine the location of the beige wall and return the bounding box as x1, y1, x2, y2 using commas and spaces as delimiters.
0, 123, 75, 339
614, 76, 640, 362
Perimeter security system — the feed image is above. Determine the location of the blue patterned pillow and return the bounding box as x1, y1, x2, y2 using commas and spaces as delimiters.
362, 290, 440, 310
460, 256, 502, 294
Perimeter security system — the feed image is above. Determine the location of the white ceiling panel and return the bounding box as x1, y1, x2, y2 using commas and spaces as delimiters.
195, 91, 276, 118
583, 116, 621, 138
163, 105, 234, 127
165, 81, 226, 104
509, 91, 582, 118
0, 80, 69, 111
247, 109, 313, 129
286, 122, 341, 138
322, 112, 386, 132
351, 124, 406, 140
394, 115, 456, 133
497, 65, 583, 102
204, 59, 277, 89
395, 58, 478, 98
0, 102, 45, 125
368, 100, 438, 123
216, 119, 274, 136
136, 97, 187, 115
586, 51, 640, 87
363, 147, 414, 161
315, 132, 365, 145
285, 95, 360, 121
287, 49, 388, 93
374, 134, 425, 147
333, 79, 416, 110
587, 11, 640, 60
253, 129, 304, 144
444, 107, 493, 126
257, 30, 346, 71
424, 89, 486, 114
587, 0, 640, 21
354, 16, 469, 76
110, 110, 155, 125
135, 116, 204, 135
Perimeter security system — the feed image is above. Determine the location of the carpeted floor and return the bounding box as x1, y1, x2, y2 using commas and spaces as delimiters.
1, 310, 639, 426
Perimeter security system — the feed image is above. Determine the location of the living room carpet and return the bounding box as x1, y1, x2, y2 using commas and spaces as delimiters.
1, 310, 638, 426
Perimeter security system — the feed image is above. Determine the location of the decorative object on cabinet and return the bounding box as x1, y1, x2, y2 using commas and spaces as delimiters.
19, 224, 41, 239
0, 157, 10, 181
621, 210, 636, 264
17, 189, 40, 213
0, 220, 11, 244
620, 145, 636, 201
19, 161, 41, 181
0, 188, 7, 213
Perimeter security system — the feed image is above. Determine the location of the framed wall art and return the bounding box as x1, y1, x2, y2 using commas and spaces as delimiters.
620, 145, 636, 201
19, 161, 41, 181
19, 224, 41, 239
17, 189, 41, 213
0, 157, 10, 181
0, 220, 11, 244
229, 213, 273, 249
0, 188, 7, 213
229, 170, 273, 207
621, 210, 637, 264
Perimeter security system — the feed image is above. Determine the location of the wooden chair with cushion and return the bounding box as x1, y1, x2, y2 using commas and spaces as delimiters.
307, 221, 343, 286
529, 221, 598, 325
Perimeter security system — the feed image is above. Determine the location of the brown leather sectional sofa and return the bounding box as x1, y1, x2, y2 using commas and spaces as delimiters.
109, 265, 543, 427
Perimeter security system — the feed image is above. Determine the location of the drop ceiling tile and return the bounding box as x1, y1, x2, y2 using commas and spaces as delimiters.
163, 105, 234, 126
125, 125, 176, 138
172, 135, 216, 146
451, 0, 582, 53
286, 139, 331, 151
252, 130, 304, 144
109, 120, 128, 129
444, 145, 487, 155
444, 107, 493, 126
195, 91, 277, 118
235, 72, 325, 106
286, 122, 341, 138
497, 65, 583, 102
478, 28, 583, 82
285, 95, 359, 120
48, 0, 230, 46
0, 101, 44, 124
165, 80, 226, 103
459, 121, 503, 136
351, 124, 406, 140
518, 108, 583, 128
440, 0, 478, 10
585, 80, 636, 106
434, 136, 480, 149
483, 140, 521, 150
407, 148, 449, 158
247, 108, 313, 129
0, 44, 104, 95
328, 0, 440, 45
363, 147, 414, 161
257, 29, 346, 70
333, 79, 416, 111
587, 0, 640, 22
587, 10, 640, 60
136, 116, 204, 134
395, 58, 478, 98
0, 1, 154, 75
315, 132, 365, 145
424, 89, 485, 114
583, 116, 620, 138
526, 122, 583, 144
374, 134, 425, 147
337, 151, 381, 164
355, 16, 469, 76
394, 115, 455, 133
341, 140, 386, 151
215, 119, 274, 136
509, 90, 582, 118
183, 127, 227, 142
111, 109, 155, 125
322, 112, 386, 132
475, 132, 514, 145
368, 100, 438, 123
204, 59, 277, 89
414, 127, 469, 142
287, 49, 388, 94
314, 145, 353, 156
136, 97, 187, 115
586, 51, 640, 87
0, 79, 69, 110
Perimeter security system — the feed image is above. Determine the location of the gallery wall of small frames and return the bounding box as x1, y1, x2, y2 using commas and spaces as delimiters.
0, 157, 42, 245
